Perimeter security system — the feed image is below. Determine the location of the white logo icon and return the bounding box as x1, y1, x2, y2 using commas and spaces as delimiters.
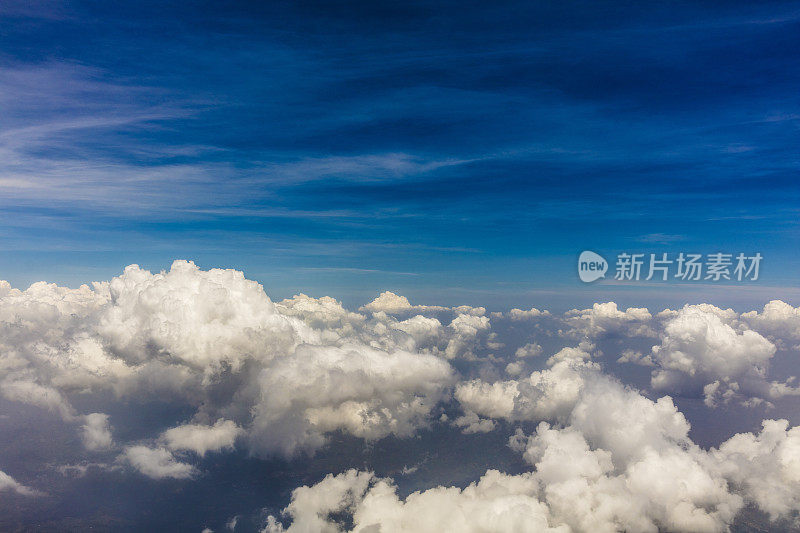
578, 251, 607, 282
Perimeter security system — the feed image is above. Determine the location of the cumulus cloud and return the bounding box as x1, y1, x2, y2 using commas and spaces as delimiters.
712, 419, 800, 520
361, 291, 413, 313
263, 469, 565, 533
515, 342, 543, 358
0, 470, 41, 496
508, 307, 551, 320
120, 445, 197, 480
649, 306, 798, 405
4, 263, 800, 532
616, 349, 654, 366
444, 313, 490, 359
360, 291, 448, 315
162, 419, 242, 457
454, 348, 596, 430
741, 300, 800, 349
0, 261, 457, 458
81, 412, 113, 451
448, 335, 800, 530
565, 302, 655, 338
248, 342, 453, 456
269, 342, 800, 532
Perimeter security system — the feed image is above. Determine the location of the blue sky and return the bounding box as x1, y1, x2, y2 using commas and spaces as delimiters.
1, 0, 798, 310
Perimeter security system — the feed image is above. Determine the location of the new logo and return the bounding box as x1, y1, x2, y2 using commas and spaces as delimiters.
578, 251, 607, 283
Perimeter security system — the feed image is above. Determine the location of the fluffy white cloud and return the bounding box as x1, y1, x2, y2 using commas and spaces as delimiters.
649, 306, 795, 405
249, 342, 453, 456
360, 292, 449, 315
267, 405, 800, 533
361, 291, 413, 313
514, 342, 543, 358
162, 419, 242, 457
616, 349, 654, 366
711, 419, 800, 520
81, 412, 113, 451
741, 300, 800, 349
448, 343, 800, 530
0, 470, 40, 496
514, 422, 740, 533
454, 350, 595, 430
263, 469, 566, 533
504, 361, 524, 376
0, 261, 458, 459
565, 302, 655, 338
653, 306, 774, 379
267, 355, 800, 532
3, 260, 800, 533
444, 313, 490, 359
120, 445, 197, 480
508, 307, 551, 320
97, 261, 304, 373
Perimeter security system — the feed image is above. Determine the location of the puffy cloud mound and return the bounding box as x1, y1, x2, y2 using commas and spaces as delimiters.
4, 263, 800, 532
81, 413, 113, 451
515, 342, 543, 358
0, 470, 41, 496
565, 302, 655, 338
248, 342, 453, 456
263, 469, 566, 533
267, 357, 800, 532
0, 261, 457, 459
162, 419, 242, 457
362, 291, 413, 313
649, 306, 795, 405
267, 404, 800, 533
508, 307, 551, 320
741, 300, 800, 349
443, 313, 490, 359
448, 343, 800, 530
120, 445, 197, 480
712, 419, 800, 520
455, 357, 593, 428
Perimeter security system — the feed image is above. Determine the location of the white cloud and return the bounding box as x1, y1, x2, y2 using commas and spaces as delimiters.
447, 344, 800, 530
508, 307, 551, 320
741, 300, 800, 349
452, 411, 497, 434
565, 302, 655, 338
0, 261, 458, 458
263, 469, 566, 533
616, 349, 654, 366
504, 361, 524, 376
361, 291, 413, 313
249, 342, 454, 456
390, 315, 444, 348
267, 403, 800, 533
444, 313, 490, 359
162, 419, 242, 457
0, 470, 41, 496
120, 445, 197, 480
269, 344, 800, 532
454, 353, 595, 430
514, 342, 543, 358
712, 419, 800, 520
2, 259, 800, 533
81, 413, 113, 451
649, 306, 791, 405
452, 305, 486, 316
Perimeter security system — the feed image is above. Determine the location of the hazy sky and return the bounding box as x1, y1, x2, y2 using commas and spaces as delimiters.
1, 0, 798, 309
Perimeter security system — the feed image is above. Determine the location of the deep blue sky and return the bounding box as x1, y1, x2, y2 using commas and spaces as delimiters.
0, 0, 798, 310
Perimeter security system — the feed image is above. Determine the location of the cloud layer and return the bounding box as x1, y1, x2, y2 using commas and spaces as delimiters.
0, 262, 799, 531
